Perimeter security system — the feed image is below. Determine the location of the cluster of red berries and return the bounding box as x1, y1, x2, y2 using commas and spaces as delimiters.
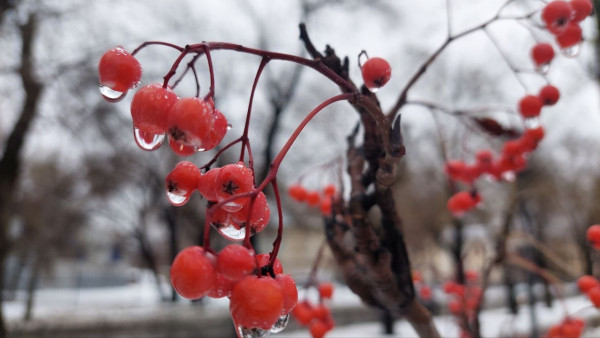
360, 56, 392, 92
170, 245, 298, 332
412, 271, 433, 302
166, 161, 269, 240
443, 272, 482, 337
577, 275, 600, 307
288, 183, 337, 215
541, 0, 592, 52
546, 317, 585, 338
586, 224, 600, 249
291, 282, 336, 338
98, 47, 228, 153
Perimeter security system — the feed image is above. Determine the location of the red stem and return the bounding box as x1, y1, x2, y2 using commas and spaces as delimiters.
240, 57, 270, 166
268, 178, 284, 268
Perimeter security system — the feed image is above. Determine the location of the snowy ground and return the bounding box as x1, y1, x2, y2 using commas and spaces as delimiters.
4, 270, 600, 337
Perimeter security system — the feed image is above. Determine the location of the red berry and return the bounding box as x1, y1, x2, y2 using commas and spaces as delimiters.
542, 1, 573, 34
288, 184, 309, 202
207, 272, 236, 298
230, 276, 284, 330
292, 300, 314, 325
419, 286, 432, 300
320, 197, 332, 215
448, 299, 462, 314
231, 191, 270, 234
518, 95, 544, 118
531, 43, 555, 67
309, 320, 330, 338
202, 108, 228, 151
98, 47, 142, 94
577, 275, 598, 293
520, 126, 545, 153
217, 245, 256, 281
447, 191, 480, 216
323, 184, 337, 196
168, 97, 214, 152
168, 136, 196, 156
276, 274, 298, 314
170, 246, 216, 299
130, 84, 178, 136
588, 286, 600, 307
165, 161, 201, 206
319, 282, 334, 299
361, 57, 392, 91
539, 85, 560, 105
571, 0, 593, 22
306, 190, 321, 207
215, 162, 255, 212
256, 253, 284, 275
556, 22, 582, 48
587, 224, 600, 248
198, 167, 221, 201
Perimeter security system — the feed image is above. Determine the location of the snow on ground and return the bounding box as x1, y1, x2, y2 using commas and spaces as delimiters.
4, 270, 600, 337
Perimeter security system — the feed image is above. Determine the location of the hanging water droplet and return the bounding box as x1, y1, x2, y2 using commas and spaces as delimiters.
134, 127, 165, 151
167, 191, 189, 206
99, 85, 126, 102
237, 326, 270, 338
367, 86, 380, 93
269, 314, 290, 333
218, 224, 246, 241
535, 63, 550, 75
524, 117, 540, 129
226, 124, 232, 131
196, 147, 206, 152
501, 171, 516, 182
561, 44, 580, 58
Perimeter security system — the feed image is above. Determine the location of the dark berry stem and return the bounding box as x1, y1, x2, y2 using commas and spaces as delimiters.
201, 45, 216, 101
131, 41, 185, 55
267, 178, 284, 268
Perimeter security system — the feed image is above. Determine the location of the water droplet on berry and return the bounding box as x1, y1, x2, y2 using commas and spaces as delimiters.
366, 85, 380, 93
217, 223, 246, 241
535, 63, 550, 75
269, 314, 290, 333
501, 171, 516, 182
167, 191, 189, 206
99, 85, 126, 102
561, 44, 581, 58
524, 117, 540, 129
226, 124, 232, 131
133, 127, 165, 151
237, 326, 270, 338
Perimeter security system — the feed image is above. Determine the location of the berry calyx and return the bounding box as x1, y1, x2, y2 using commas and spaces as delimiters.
170, 246, 216, 299
542, 1, 573, 34
230, 276, 284, 330
361, 57, 392, 91
168, 97, 215, 153
98, 46, 142, 94
215, 162, 255, 212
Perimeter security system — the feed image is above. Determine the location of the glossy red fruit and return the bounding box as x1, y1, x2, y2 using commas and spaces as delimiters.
256, 253, 284, 275
309, 320, 330, 338
556, 23, 583, 48
306, 191, 321, 207
319, 282, 334, 299
215, 162, 255, 212
577, 275, 598, 293
588, 285, 600, 307
276, 274, 298, 314
170, 246, 216, 299
207, 272, 236, 298
542, 1, 573, 34
165, 161, 201, 206
519, 95, 544, 118
288, 184, 309, 202
202, 108, 228, 151
320, 197, 332, 215
539, 85, 560, 105
587, 224, 600, 248
231, 191, 270, 234
361, 57, 392, 91
323, 184, 337, 196
230, 276, 284, 330
168, 137, 196, 156
571, 0, 593, 22
130, 84, 178, 136
531, 43, 555, 67
292, 300, 314, 325
198, 167, 220, 201
217, 245, 256, 281
168, 97, 214, 152
521, 126, 545, 153
447, 191, 480, 216
98, 47, 142, 93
